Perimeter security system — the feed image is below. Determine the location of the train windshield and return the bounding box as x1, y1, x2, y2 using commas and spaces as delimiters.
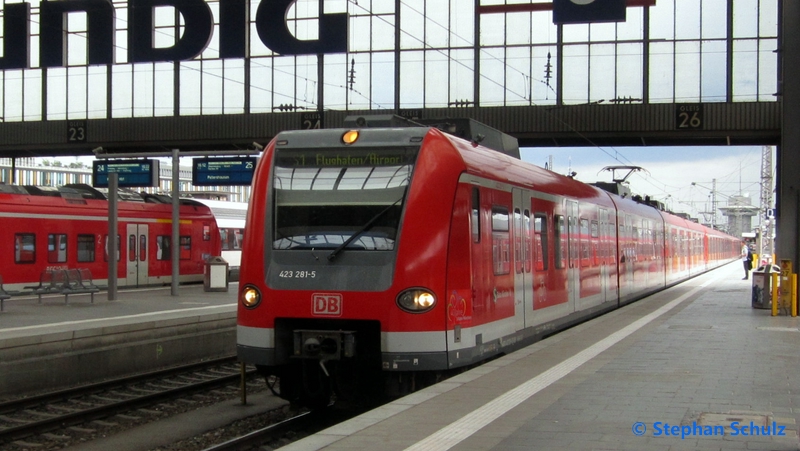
272, 147, 417, 251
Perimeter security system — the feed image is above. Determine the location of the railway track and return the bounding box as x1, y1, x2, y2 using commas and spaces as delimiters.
199, 406, 361, 451
0, 356, 255, 446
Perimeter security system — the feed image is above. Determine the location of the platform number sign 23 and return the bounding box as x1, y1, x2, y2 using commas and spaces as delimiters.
675, 104, 703, 130
67, 121, 87, 142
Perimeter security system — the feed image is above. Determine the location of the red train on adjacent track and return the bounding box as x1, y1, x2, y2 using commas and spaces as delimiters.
0, 184, 221, 290
237, 117, 740, 406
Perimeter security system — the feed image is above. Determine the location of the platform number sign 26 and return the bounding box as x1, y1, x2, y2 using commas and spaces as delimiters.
675, 104, 703, 130
68, 121, 87, 142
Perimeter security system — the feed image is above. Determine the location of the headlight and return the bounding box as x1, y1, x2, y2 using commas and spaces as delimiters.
342, 130, 359, 145
396, 288, 436, 313
241, 285, 261, 308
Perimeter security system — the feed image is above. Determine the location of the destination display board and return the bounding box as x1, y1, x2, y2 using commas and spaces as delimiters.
192, 157, 258, 186
275, 148, 418, 168
92, 159, 160, 188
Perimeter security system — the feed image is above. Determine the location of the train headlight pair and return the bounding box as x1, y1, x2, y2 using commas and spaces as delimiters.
396, 288, 436, 313
241, 285, 261, 308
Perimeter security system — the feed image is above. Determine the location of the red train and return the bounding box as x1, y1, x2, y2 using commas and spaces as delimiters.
0, 184, 221, 290
236, 118, 739, 406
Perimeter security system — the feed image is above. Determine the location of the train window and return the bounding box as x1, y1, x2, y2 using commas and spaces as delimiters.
203, 224, 211, 241
534, 213, 548, 271
472, 188, 480, 243
104, 235, 120, 262
47, 234, 67, 263
180, 236, 191, 260
234, 229, 244, 249
221, 228, 244, 251
77, 235, 95, 262
514, 208, 523, 274
220, 229, 230, 250
157, 236, 171, 261
580, 218, 589, 266
272, 156, 414, 251
554, 215, 565, 269
492, 206, 509, 232
492, 206, 510, 275
140, 235, 147, 262
15, 233, 36, 264
129, 235, 136, 262
523, 210, 532, 273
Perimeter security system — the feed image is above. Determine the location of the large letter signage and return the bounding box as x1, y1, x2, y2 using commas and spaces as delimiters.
40, 0, 115, 67
256, 0, 347, 55
0, 0, 349, 69
128, 0, 213, 63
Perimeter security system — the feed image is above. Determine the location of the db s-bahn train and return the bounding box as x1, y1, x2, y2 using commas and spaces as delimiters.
0, 184, 221, 290
236, 117, 740, 406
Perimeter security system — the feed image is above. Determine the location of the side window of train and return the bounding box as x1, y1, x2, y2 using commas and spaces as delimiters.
47, 233, 67, 263
491, 206, 510, 275
471, 187, 480, 243
534, 213, 548, 271
514, 208, 523, 274
523, 210, 532, 273
104, 234, 120, 262
77, 235, 95, 263
14, 233, 36, 264
234, 229, 244, 249
157, 236, 171, 261
554, 215, 565, 269
180, 236, 192, 260
129, 235, 137, 262
590, 220, 599, 265
220, 229, 230, 250
580, 218, 589, 267
203, 224, 211, 241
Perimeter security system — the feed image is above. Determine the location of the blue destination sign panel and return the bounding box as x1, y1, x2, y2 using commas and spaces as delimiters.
192, 157, 257, 186
92, 159, 160, 188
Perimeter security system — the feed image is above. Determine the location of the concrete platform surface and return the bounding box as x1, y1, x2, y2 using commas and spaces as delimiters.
281, 263, 800, 451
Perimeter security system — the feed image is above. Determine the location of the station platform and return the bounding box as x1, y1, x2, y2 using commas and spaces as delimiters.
0, 282, 238, 397
283, 263, 800, 451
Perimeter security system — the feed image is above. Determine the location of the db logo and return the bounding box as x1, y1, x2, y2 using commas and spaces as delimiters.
312, 293, 342, 316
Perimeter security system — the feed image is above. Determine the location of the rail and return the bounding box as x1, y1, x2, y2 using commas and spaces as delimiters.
0, 356, 255, 445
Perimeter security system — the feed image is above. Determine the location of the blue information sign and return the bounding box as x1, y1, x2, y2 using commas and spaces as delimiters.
192, 157, 257, 186
92, 159, 160, 188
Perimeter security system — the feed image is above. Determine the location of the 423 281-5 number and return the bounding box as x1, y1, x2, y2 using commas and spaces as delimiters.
279, 270, 317, 279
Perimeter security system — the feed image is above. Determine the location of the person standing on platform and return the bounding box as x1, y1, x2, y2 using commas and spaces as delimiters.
741, 240, 753, 280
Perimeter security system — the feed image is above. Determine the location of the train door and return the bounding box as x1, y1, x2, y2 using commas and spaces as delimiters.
126, 224, 149, 286
566, 200, 579, 310
512, 188, 531, 331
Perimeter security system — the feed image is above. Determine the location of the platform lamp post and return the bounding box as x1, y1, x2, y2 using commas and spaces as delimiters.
691, 181, 719, 230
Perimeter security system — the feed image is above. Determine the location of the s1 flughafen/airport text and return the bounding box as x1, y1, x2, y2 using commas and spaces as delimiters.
0, 0, 347, 70
631, 421, 787, 439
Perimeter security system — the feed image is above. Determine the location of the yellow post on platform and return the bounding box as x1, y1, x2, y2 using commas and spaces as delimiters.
772, 272, 780, 316
780, 260, 794, 315
793, 274, 798, 317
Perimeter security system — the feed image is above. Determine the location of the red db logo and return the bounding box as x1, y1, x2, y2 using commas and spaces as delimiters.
312, 293, 342, 316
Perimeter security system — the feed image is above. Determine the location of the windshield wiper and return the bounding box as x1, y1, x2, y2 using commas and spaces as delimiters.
327, 195, 405, 262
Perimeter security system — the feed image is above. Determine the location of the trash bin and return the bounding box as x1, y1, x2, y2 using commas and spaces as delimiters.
204, 256, 229, 292
752, 264, 780, 309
